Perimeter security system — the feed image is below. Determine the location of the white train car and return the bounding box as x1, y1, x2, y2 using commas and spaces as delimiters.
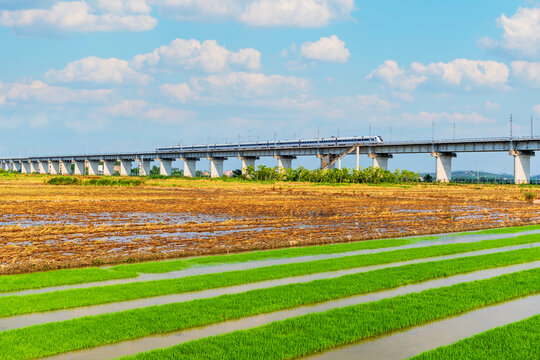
157, 136, 383, 152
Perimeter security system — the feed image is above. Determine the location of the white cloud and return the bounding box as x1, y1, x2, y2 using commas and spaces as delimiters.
535, 105, 540, 116
239, 0, 353, 27
0, 82, 5, 106
3, 80, 112, 104
93, 0, 151, 14
252, 95, 322, 109
144, 106, 196, 124
368, 59, 509, 91
154, 0, 353, 27
480, 7, 540, 57
337, 94, 394, 110
161, 73, 308, 103
392, 91, 414, 102
300, 35, 349, 63
485, 101, 500, 110
511, 61, 540, 87
29, 114, 49, 128
65, 116, 108, 132
399, 112, 494, 126
411, 59, 509, 87
366, 60, 426, 91
132, 38, 261, 73
45, 56, 151, 84
160, 83, 195, 103
105, 99, 148, 116
189, 72, 308, 98
354, 94, 393, 109
0, 0, 157, 34
226, 117, 263, 127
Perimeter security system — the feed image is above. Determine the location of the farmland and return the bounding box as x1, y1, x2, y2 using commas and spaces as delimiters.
0, 224, 538, 359
1, 173, 540, 274
0, 174, 539, 359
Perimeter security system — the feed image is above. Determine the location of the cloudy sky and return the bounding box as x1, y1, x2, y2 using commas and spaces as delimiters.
1, 0, 540, 173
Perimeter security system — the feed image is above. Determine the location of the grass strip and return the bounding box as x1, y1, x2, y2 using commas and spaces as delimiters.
0, 268, 137, 294
0, 248, 538, 359
121, 269, 540, 360
110, 235, 441, 274
0, 235, 539, 318
409, 315, 540, 360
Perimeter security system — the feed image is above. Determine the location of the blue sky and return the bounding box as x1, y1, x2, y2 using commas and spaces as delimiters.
1, 0, 540, 173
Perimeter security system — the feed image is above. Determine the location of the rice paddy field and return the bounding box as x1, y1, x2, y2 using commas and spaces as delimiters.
0, 174, 539, 359
2, 173, 540, 274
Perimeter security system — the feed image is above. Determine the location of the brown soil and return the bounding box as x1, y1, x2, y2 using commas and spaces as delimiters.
1, 175, 539, 274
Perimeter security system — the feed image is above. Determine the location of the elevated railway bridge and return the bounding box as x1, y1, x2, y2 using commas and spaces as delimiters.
1, 136, 540, 184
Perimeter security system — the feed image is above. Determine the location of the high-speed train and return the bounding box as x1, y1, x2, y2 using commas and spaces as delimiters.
156, 136, 383, 152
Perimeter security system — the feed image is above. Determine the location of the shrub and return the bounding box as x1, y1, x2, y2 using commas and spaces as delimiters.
47, 177, 143, 187
523, 191, 536, 201
47, 177, 80, 185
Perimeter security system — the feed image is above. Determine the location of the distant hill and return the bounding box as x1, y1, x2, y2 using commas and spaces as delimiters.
420, 170, 515, 181
451, 170, 514, 180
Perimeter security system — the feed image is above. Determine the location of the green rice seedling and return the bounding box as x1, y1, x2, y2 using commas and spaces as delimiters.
409, 315, 540, 359
0, 268, 137, 293
0, 248, 538, 359
121, 269, 540, 360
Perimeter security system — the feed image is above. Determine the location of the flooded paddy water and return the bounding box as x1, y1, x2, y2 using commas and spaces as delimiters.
1, 178, 540, 273
2, 243, 538, 331
307, 294, 540, 360
43, 262, 540, 360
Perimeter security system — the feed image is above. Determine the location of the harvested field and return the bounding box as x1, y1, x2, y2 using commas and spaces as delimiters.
1, 174, 540, 273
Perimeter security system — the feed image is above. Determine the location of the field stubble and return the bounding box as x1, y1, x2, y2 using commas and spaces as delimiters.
1, 176, 540, 274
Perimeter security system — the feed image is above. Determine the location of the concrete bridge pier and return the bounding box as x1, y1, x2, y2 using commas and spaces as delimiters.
48, 161, 60, 175
137, 158, 152, 176
369, 153, 393, 170
29, 161, 38, 174
60, 161, 72, 175
431, 152, 456, 183
157, 158, 173, 176
238, 156, 258, 175
1, 161, 7, 171
10, 161, 20, 172
119, 160, 132, 176
102, 160, 114, 176
182, 158, 198, 177
275, 155, 296, 171
87, 160, 99, 175
73, 161, 85, 175
510, 150, 534, 184
208, 157, 226, 178
318, 154, 337, 169
20, 161, 31, 174
37, 161, 47, 174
